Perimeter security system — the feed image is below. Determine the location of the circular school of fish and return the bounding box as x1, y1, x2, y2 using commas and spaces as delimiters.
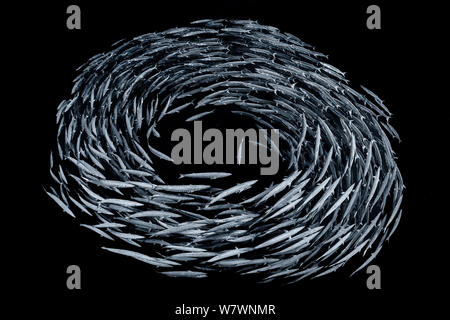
47, 19, 404, 283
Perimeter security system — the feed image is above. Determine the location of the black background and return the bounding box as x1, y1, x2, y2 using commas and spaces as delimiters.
8, 0, 447, 318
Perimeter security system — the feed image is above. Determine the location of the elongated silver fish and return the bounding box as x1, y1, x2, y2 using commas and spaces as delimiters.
209, 180, 258, 205
179, 172, 232, 179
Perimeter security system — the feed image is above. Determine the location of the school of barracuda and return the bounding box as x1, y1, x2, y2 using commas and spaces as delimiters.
46, 19, 404, 283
